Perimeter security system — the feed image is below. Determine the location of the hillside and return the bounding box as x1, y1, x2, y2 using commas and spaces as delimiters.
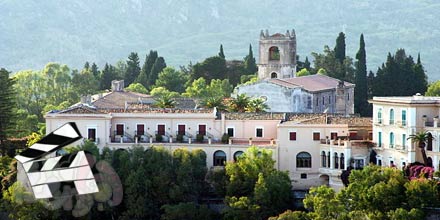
1, 0, 439, 80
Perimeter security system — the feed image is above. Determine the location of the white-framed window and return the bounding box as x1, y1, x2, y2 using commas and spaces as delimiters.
378, 131, 382, 147
402, 134, 406, 150
255, 127, 264, 138
87, 127, 97, 142
389, 132, 394, 148
226, 127, 235, 137
389, 109, 395, 125
296, 152, 312, 168
136, 123, 145, 136
115, 123, 124, 136
401, 110, 407, 126
378, 108, 383, 124
289, 131, 297, 141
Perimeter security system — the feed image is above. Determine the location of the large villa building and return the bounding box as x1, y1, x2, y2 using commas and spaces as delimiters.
41, 29, 434, 192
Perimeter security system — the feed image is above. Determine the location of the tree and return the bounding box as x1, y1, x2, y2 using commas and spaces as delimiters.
138, 50, 158, 88
407, 131, 431, 166
425, 80, 440, 96
0, 68, 16, 156
227, 94, 251, 112
71, 67, 99, 96
147, 57, 166, 89
154, 67, 188, 93
223, 146, 293, 220
296, 68, 311, 77
354, 34, 370, 116
124, 52, 141, 85
91, 62, 99, 79
372, 49, 427, 97
161, 202, 218, 220
191, 56, 227, 83
99, 63, 117, 90
125, 83, 148, 94
311, 45, 354, 82
183, 78, 208, 98
219, 44, 225, 59
244, 44, 258, 74
246, 98, 269, 112
334, 32, 346, 64
151, 87, 178, 108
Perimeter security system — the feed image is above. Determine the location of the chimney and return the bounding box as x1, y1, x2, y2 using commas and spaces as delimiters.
80, 95, 92, 105
111, 80, 125, 92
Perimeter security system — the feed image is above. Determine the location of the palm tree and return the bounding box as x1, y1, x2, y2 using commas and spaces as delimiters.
408, 131, 433, 166
227, 94, 250, 112
154, 93, 176, 108
201, 96, 226, 111
245, 98, 269, 113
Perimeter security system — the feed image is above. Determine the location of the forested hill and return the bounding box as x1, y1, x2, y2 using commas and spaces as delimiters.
2, 0, 439, 80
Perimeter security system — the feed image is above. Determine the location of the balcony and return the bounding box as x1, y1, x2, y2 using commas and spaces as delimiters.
373, 119, 383, 126
396, 121, 407, 128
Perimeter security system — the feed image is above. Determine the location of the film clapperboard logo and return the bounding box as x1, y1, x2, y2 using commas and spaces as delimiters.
15, 122, 99, 199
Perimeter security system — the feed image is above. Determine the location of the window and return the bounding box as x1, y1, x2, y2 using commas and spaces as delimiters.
354, 159, 364, 169
401, 110, 407, 126
378, 109, 382, 124
307, 97, 312, 109
88, 128, 96, 142
269, 46, 280, 60
316, 98, 319, 106
116, 124, 124, 136
389, 132, 394, 148
177, 124, 186, 135
157, 124, 165, 136
198, 124, 206, 136
340, 153, 345, 170
271, 72, 278, 78
300, 173, 307, 179
402, 134, 406, 150
313, 132, 320, 141
256, 128, 263, 138
227, 127, 234, 137
136, 124, 145, 136
428, 132, 433, 151
213, 150, 226, 166
378, 132, 382, 147
331, 132, 338, 140
334, 152, 339, 169
347, 93, 350, 100
328, 96, 331, 104
233, 151, 244, 161
389, 109, 394, 125
289, 132, 297, 141
321, 151, 326, 167
327, 151, 331, 168
296, 152, 312, 168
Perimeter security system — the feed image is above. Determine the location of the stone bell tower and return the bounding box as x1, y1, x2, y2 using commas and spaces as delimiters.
258, 29, 297, 80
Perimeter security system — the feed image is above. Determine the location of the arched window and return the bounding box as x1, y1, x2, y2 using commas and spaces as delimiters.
321, 151, 326, 167
389, 109, 394, 125
213, 150, 226, 166
389, 132, 394, 148
296, 152, 312, 168
327, 151, 331, 168
401, 110, 407, 126
334, 152, 339, 169
269, 46, 280, 60
271, 72, 278, 78
340, 153, 345, 169
233, 151, 244, 161
378, 109, 382, 124
428, 132, 433, 151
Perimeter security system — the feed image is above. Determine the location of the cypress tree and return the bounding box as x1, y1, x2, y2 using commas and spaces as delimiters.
0, 68, 16, 156
91, 62, 99, 79
304, 56, 311, 70
354, 34, 369, 116
147, 57, 166, 89
125, 52, 141, 86
244, 44, 257, 74
83, 61, 90, 70
100, 63, 116, 90
139, 50, 158, 88
219, 44, 225, 59
334, 32, 346, 64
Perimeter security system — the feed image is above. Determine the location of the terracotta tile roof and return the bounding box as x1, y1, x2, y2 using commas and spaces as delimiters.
57, 104, 103, 114
327, 117, 372, 127
268, 74, 354, 92
285, 113, 327, 124
283, 113, 372, 128
224, 112, 285, 120
271, 33, 285, 37
92, 91, 152, 109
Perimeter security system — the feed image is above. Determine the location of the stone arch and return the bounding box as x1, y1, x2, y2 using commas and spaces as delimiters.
319, 174, 330, 186
233, 151, 244, 161
271, 72, 278, 78
269, 46, 280, 60
213, 150, 226, 166
296, 151, 312, 168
